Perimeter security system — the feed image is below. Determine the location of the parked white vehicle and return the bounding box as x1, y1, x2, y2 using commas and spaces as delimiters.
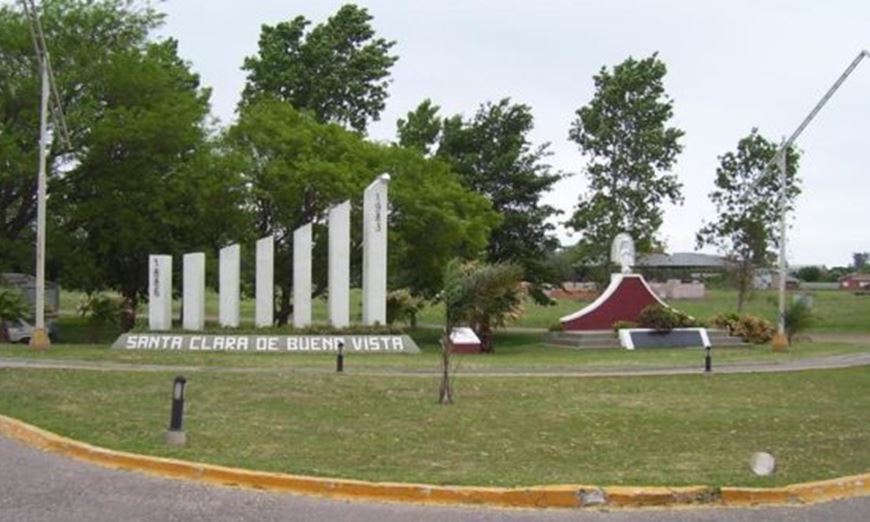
3, 318, 56, 343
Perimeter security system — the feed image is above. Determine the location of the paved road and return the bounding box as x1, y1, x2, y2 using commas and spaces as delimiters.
1, 352, 869, 378
1, 436, 867, 522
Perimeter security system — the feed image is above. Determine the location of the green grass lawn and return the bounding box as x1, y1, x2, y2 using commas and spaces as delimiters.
1, 366, 866, 487
415, 288, 870, 332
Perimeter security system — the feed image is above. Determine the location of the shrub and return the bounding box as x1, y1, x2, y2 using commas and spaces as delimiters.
386, 289, 426, 327
708, 313, 775, 344
784, 301, 814, 343
611, 320, 638, 332
0, 287, 30, 343
636, 304, 696, 331
548, 321, 564, 332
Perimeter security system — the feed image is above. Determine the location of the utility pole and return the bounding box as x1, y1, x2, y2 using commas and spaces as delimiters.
20, 0, 72, 349
771, 49, 869, 350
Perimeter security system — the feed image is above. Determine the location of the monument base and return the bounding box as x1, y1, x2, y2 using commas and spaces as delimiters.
29, 327, 51, 351
164, 430, 186, 446
771, 333, 789, 352
560, 273, 666, 331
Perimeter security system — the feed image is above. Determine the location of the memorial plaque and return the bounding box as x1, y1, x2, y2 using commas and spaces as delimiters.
113, 333, 421, 354
618, 328, 710, 350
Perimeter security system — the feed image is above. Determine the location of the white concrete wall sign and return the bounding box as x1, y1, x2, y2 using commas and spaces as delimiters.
219, 244, 240, 327
255, 235, 274, 328
182, 253, 205, 331
328, 201, 351, 328
148, 255, 172, 331
293, 223, 312, 328
362, 174, 390, 325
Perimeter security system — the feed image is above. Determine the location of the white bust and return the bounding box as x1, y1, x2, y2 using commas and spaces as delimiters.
610, 233, 635, 274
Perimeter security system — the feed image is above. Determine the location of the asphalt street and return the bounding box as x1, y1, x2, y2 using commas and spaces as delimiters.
1, 436, 868, 522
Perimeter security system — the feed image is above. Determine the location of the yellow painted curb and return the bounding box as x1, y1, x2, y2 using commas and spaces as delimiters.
0, 414, 867, 510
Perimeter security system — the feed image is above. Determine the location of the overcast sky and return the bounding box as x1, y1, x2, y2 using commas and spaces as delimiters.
156, 0, 870, 267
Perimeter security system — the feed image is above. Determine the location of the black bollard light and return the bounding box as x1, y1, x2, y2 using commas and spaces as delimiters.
704, 343, 712, 373
165, 376, 187, 446
336, 341, 344, 373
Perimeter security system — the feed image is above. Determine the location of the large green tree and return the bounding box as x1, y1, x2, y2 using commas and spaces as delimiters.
241, 4, 398, 132
0, 0, 163, 272
397, 98, 562, 300
696, 130, 801, 311
57, 39, 247, 327
567, 54, 684, 267
228, 98, 496, 325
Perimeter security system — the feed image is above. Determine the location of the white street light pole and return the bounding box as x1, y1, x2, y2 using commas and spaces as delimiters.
772, 49, 869, 348
30, 54, 51, 349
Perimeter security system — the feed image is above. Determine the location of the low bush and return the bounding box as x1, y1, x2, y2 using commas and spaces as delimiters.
611, 320, 638, 332
708, 313, 775, 344
636, 304, 697, 331
784, 301, 814, 342
548, 321, 564, 332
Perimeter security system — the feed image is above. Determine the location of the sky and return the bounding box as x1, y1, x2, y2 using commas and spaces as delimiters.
154, 0, 870, 267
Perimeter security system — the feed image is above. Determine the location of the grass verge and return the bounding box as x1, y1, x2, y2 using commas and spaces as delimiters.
0, 366, 866, 488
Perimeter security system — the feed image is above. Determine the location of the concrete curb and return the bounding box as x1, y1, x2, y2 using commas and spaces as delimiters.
1, 414, 867, 510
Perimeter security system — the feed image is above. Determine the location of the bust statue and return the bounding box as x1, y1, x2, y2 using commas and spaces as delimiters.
610, 233, 635, 274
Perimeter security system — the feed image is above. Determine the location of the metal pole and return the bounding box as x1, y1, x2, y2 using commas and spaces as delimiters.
777, 146, 787, 339
30, 55, 50, 349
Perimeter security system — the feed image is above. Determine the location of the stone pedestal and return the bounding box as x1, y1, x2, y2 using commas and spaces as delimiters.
256, 236, 274, 328
219, 244, 240, 328
148, 255, 172, 331
328, 201, 351, 328
293, 223, 312, 328
362, 174, 389, 326
182, 253, 205, 331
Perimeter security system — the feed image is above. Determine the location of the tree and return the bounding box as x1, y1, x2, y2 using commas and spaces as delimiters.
442, 260, 525, 353
57, 39, 245, 328
227, 98, 496, 325
795, 266, 822, 283
397, 98, 562, 300
396, 98, 441, 155
853, 252, 869, 272
241, 4, 398, 132
696, 130, 801, 311
566, 54, 684, 267
439, 259, 526, 404
0, 0, 163, 272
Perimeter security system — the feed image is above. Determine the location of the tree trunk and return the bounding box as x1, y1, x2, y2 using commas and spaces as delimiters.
120, 296, 137, 332
276, 284, 291, 326
478, 320, 493, 353
438, 333, 453, 405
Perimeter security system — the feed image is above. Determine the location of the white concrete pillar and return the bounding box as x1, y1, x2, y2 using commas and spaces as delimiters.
148, 255, 172, 331
293, 223, 312, 328
182, 252, 205, 331
219, 244, 240, 328
328, 201, 351, 328
255, 235, 274, 328
363, 174, 390, 325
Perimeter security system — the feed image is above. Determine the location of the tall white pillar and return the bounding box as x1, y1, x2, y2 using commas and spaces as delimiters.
182, 252, 205, 331
363, 174, 390, 325
255, 235, 274, 327
219, 244, 240, 328
328, 201, 351, 328
148, 255, 172, 331
293, 223, 313, 328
